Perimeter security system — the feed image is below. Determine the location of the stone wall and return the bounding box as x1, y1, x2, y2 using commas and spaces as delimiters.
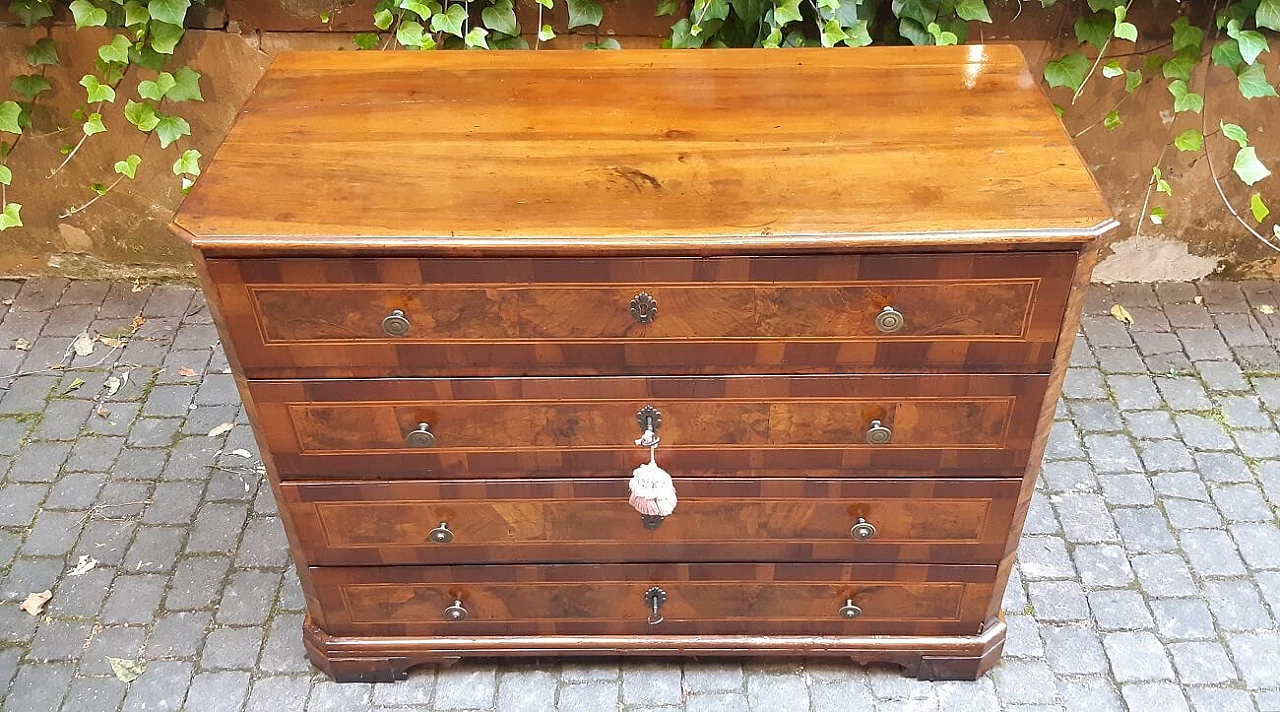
0, 1, 1275, 281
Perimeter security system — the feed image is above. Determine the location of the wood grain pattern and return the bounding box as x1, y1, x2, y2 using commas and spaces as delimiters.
307, 563, 996, 637
249, 374, 1048, 477
206, 252, 1075, 377
170, 47, 1116, 254
282, 477, 1019, 565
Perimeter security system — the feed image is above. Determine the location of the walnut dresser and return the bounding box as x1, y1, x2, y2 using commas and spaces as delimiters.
170, 47, 1116, 683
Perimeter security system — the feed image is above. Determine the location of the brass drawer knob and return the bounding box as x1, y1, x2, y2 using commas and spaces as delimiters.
875, 306, 904, 333
382, 309, 411, 337
630, 292, 658, 324
839, 598, 862, 619
635, 405, 662, 447
444, 599, 468, 621
640, 514, 665, 530
850, 517, 876, 541
865, 420, 892, 445
429, 522, 453, 544
406, 422, 436, 448
644, 586, 667, 626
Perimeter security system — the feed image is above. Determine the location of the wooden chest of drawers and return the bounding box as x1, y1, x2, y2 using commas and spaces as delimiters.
171, 47, 1115, 682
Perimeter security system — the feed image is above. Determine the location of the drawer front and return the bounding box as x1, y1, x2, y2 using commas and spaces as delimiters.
283, 478, 1020, 565
307, 563, 996, 637
209, 252, 1076, 378
251, 375, 1048, 478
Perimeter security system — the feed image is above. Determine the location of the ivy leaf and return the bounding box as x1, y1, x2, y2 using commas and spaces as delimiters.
0, 165, 10, 186
844, 19, 872, 46
1101, 60, 1124, 79
82, 112, 107, 136
0, 203, 22, 230
167, 67, 202, 102
147, 0, 190, 26
10, 0, 53, 27
762, 26, 782, 47
482, 0, 519, 36
401, 1, 435, 20
538, 24, 556, 41
124, 1, 150, 26
124, 99, 160, 131
669, 18, 705, 48
138, 72, 176, 101
1074, 11, 1112, 49
1167, 79, 1204, 113
773, 0, 803, 24
352, 33, 380, 50
1103, 109, 1122, 129
1153, 166, 1172, 195
567, 0, 603, 28
1234, 29, 1270, 65
1125, 69, 1143, 93
80, 75, 116, 103
537, 0, 553, 6
114, 154, 142, 179
1044, 52, 1089, 92
373, 8, 394, 29
1174, 129, 1203, 152
1261, 0, 1280, 31
11, 75, 52, 101
656, 0, 679, 15
893, 0, 938, 26
149, 21, 185, 54
172, 148, 201, 176
1221, 121, 1249, 148
926, 21, 958, 45
1171, 16, 1204, 54
1213, 39, 1244, 70
1113, 6, 1137, 42
27, 38, 59, 67
464, 26, 489, 48
155, 115, 190, 148
955, 0, 991, 22
98, 35, 131, 65
1252, 193, 1271, 222
1161, 53, 1195, 81
0, 101, 22, 135
69, 0, 108, 28
584, 37, 621, 49
1149, 206, 1167, 224
431, 4, 467, 36
396, 20, 426, 48
1238, 63, 1279, 99
820, 19, 849, 46
1234, 146, 1272, 185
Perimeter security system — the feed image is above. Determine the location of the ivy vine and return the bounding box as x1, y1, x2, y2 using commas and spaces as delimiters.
1, 0, 205, 231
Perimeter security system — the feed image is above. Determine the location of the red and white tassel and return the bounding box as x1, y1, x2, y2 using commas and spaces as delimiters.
629, 447, 677, 517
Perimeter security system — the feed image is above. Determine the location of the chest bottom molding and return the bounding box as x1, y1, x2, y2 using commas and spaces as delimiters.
302, 614, 1007, 683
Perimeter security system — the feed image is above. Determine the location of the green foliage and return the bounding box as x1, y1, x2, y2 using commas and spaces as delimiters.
114, 154, 142, 179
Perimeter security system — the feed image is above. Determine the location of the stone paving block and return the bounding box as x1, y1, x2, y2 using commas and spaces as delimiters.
1041, 624, 1108, 675
1057, 676, 1124, 712
1153, 471, 1212, 501
1085, 433, 1144, 472
47, 566, 113, 618
1039, 460, 1098, 493
1044, 421, 1085, 459
5, 663, 74, 712
85, 402, 140, 436
1072, 543, 1135, 587
1063, 368, 1107, 399
1164, 499, 1224, 530
1195, 360, 1250, 391
200, 625, 266, 670
1121, 683, 1191, 712
258, 613, 310, 674
1131, 553, 1199, 597
1069, 400, 1124, 432
235, 516, 290, 568
1236, 428, 1280, 458
142, 384, 197, 417
1174, 413, 1236, 451
1114, 506, 1178, 552
164, 555, 232, 611
1002, 566, 1027, 613
0, 481, 49, 526
746, 672, 810, 712
120, 660, 193, 712
184, 671, 251, 712
1230, 522, 1280, 570
81, 625, 147, 675
1187, 687, 1256, 712
1022, 495, 1061, 535
683, 661, 743, 693
559, 681, 621, 710
11, 439, 72, 481
245, 675, 311, 712
12, 277, 69, 311
1026, 580, 1089, 621
113, 446, 170, 481
1138, 439, 1196, 472
1003, 615, 1044, 659
1097, 473, 1156, 505
126, 416, 183, 448
21, 508, 86, 556
59, 675, 127, 712
1018, 536, 1075, 580
28, 618, 95, 660
74, 519, 137, 566
434, 664, 499, 710
1194, 452, 1255, 483
1179, 329, 1233, 360
1104, 631, 1175, 682
1180, 529, 1249, 577
143, 482, 204, 525
1205, 580, 1274, 631
1211, 484, 1274, 521
1227, 632, 1280, 689
186, 503, 249, 554
1168, 642, 1238, 684
1220, 395, 1274, 428
215, 570, 279, 626
991, 659, 1058, 705
102, 574, 168, 624
162, 436, 220, 480
1088, 590, 1154, 631
1096, 346, 1149, 373
1155, 376, 1213, 411
1133, 331, 1182, 356
43, 471, 106, 509
1124, 410, 1180, 439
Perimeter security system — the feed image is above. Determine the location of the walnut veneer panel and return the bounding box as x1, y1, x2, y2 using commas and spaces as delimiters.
283, 478, 1020, 565
307, 563, 996, 637
250, 374, 1048, 478
206, 252, 1074, 378
171, 48, 1115, 253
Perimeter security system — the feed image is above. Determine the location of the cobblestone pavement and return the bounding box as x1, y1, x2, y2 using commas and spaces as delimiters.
0, 277, 1279, 711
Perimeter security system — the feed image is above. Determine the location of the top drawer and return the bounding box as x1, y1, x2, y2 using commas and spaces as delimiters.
206, 252, 1076, 378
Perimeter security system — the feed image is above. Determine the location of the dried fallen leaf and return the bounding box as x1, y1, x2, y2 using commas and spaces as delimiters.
19, 590, 52, 616
72, 332, 95, 357
1194, 296, 1204, 305
207, 422, 235, 438
64, 377, 85, 393
95, 405, 112, 419
99, 336, 125, 348
103, 376, 121, 398
1, 298, 13, 305
130, 315, 146, 331
68, 555, 98, 577
178, 367, 199, 377
1257, 305, 1276, 315
227, 448, 253, 459
13, 337, 30, 351
1109, 304, 1134, 327
107, 657, 146, 683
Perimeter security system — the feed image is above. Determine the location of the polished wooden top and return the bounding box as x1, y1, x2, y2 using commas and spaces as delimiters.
172, 47, 1115, 255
